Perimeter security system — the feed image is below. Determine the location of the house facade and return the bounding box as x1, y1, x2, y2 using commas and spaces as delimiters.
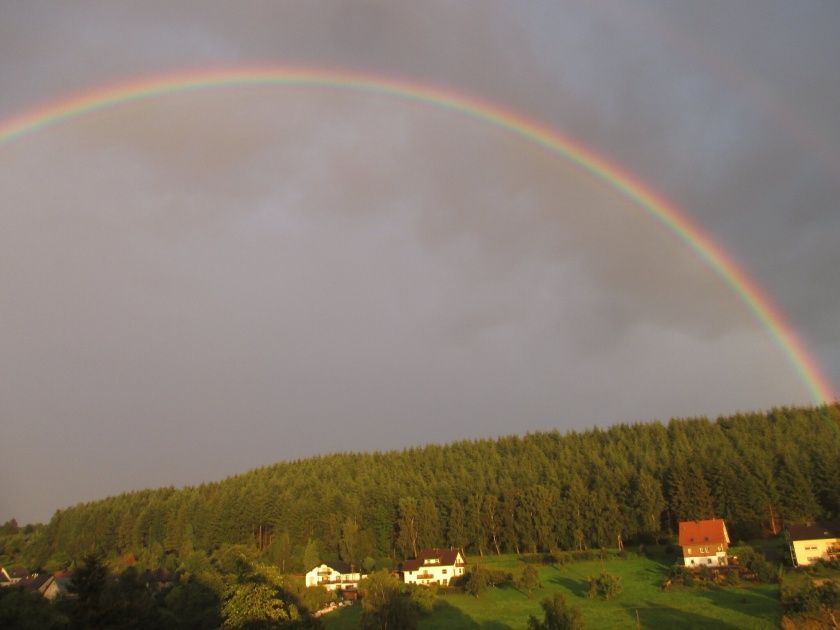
678, 519, 730, 568
305, 562, 365, 591
402, 548, 465, 586
787, 522, 840, 567
41, 574, 72, 601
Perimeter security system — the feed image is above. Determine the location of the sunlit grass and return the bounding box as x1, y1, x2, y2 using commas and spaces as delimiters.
324, 552, 780, 629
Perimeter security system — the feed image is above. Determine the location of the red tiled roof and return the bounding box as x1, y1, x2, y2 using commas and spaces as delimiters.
678, 519, 729, 546
402, 548, 464, 572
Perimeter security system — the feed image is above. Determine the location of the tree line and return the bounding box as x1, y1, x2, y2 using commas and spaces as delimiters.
4, 404, 839, 573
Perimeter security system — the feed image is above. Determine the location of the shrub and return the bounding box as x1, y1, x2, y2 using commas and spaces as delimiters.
465, 567, 490, 598
517, 564, 542, 598
359, 571, 418, 630
587, 571, 623, 600
737, 548, 778, 583
408, 584, 437, 614
528, 593, 585, 630
485, 568, 513, 587
724, 570, 740, 586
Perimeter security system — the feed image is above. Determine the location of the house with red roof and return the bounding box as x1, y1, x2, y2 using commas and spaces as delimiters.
401, 548, 465, 586
678, 518, 730, 568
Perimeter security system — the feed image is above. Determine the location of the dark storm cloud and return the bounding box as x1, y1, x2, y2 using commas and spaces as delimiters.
1, 1, 837, 523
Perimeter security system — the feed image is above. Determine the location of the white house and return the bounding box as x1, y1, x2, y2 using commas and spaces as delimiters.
402, 548, 466, 586
305, 562, 365, 591
787, 522, 840, 567
679, 519, 730, 568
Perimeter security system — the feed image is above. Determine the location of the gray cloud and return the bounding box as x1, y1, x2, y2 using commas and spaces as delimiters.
1, 1, 837, 523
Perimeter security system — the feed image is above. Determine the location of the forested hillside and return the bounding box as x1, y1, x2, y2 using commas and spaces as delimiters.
7, 405, 840, 572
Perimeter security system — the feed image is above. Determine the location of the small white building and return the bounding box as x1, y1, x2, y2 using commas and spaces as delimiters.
305, 563, 365, 591
679, 519, 730, 568
402, 548, 466, 586
787, 522, 840, 567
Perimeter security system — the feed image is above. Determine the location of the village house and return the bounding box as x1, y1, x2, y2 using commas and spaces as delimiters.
678, 518, 730, 568
787, 522, 840, 567
17, 572, 72, 600
0, 566, 30, 585
305, 562, 366, 592
401, 548, 466, 586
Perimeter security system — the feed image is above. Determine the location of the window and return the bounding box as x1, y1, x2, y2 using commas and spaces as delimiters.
690, 560, 695, 565
442, 569, 447, 574
707, 559, 712, 564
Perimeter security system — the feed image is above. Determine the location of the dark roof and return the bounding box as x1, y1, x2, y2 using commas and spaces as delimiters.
313, 561, 356, 574
678, 519, 728, 546
18, 573, 52, 592
4, 567, 30, 579
787, 521, 840, 541
402, 548, 464, 572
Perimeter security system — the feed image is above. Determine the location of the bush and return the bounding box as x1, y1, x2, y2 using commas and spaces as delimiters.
516, 564, 542, 598
724, 570, 740, 586
359, 571, 418, 630
485, 568, 513, 587
737, 548, 778, 583
587, 571, 623, 600
465, 567, 490, 598
528, 592, 585, 630
408, 584, 437, 614
781, 581, 822, 615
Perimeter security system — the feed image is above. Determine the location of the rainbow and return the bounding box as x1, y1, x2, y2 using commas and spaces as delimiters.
0, 66, 834, 403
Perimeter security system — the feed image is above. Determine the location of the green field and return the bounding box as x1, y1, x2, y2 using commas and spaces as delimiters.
323, 552, 781, 629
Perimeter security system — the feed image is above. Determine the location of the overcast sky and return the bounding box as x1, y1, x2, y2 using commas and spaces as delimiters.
1, 1, 838, 523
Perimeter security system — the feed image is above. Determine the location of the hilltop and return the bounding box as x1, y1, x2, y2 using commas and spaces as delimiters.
3, 404, 839, 573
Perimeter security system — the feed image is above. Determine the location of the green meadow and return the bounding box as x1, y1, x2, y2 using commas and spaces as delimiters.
323, 552, 780, 629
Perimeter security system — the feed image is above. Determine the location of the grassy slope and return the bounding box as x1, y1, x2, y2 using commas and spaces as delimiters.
324, 552, 780, 629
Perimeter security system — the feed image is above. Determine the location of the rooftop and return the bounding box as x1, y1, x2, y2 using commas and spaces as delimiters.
678, 519, 729, 546
787, 521, 840, 541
